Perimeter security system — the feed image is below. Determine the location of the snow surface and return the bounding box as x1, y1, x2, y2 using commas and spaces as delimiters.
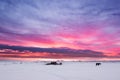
0, 61, 120, 80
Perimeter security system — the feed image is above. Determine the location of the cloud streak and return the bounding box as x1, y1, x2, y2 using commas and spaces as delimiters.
0, 44, 108, 58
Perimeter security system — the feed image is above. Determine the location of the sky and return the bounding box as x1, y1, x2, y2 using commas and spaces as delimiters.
0, 0, 120, 61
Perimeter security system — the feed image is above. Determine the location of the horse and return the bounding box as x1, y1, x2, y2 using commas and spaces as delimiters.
96, 63, 101, 66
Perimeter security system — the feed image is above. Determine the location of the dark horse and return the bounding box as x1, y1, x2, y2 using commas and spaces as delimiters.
96, 63, 101, 66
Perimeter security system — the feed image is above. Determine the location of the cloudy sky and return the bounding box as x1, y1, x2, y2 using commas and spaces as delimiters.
0, 0, 120, 61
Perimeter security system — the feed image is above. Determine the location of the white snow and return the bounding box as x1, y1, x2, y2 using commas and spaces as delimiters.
0, 61, 120, 80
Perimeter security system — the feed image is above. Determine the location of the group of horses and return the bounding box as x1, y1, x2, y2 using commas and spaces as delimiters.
46, 61, 102, 66
46, 61, 62, 65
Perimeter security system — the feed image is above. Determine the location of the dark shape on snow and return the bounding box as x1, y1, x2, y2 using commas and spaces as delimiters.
96, 63, 101, 66
46, 61, 62, 65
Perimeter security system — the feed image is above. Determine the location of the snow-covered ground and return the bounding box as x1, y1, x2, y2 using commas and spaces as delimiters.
0, 61, 120, 80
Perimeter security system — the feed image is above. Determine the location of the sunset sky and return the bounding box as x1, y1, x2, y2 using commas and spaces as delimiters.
0, 0, 120, 61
